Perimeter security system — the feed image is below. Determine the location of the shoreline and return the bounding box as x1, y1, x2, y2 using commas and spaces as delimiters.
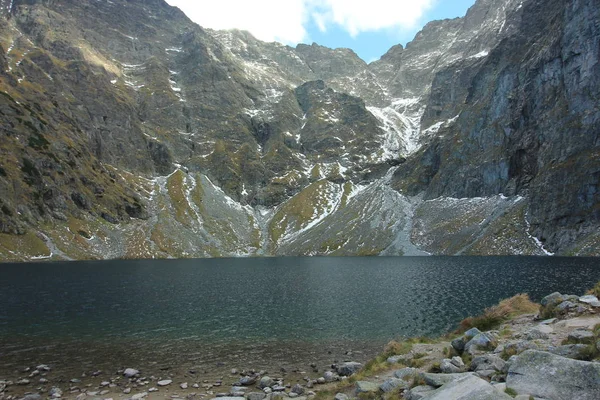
2, 282, 600, 400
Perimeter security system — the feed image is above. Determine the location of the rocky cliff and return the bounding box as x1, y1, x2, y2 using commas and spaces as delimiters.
0, 0, 597, 260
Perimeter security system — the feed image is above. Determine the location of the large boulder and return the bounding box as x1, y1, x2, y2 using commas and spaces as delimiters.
405, 385, 436, 400
420, 374, 512, 399
506, 350, 600, 400
451, 328, 482, 354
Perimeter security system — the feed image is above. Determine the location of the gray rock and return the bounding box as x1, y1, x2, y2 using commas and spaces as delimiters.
405, 385, 436, 400
334, 394, 349, 400
207, 398, 244, 400
180, 382, 188, 389
465, 333, 497, 355
540, 318, 558, 325
394, 367, 419, 380
272, 385, 286, 392
546, 344, 590, 360
130, 393, 147, 400
355, 381, 379, 394
451, 337, 466, 353
291, 384, 304, 395
246, 393, 266, 400
258, 376, 274, 389
421, 374, 513, 399
36, 365, 51, 372
123, 369, 139, 378
507, 350, 600, 400
525, 328, 549, 340
450, 356, 465, 368
471, 354, 506, 373
337, 362, 362, 376
157, 379, 172, 386
440, 359, 463, 374
323, 371, 337, 382
17, 379, 30, 385
541, 292, 564, 306
556, 301, 577, 312
49, 387, 62, 397
123, 388, 131, 394
387, 355, 405, 364
380, 378, 408, 393
474, 369, 497, 379
20, 395, 42, 400
239, 375, 257, 386
421, 372, 475, 388
568, 329, 595, 344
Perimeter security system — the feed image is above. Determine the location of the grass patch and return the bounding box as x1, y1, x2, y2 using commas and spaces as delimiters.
505, 387, 518, 397
458, 294, 539, 333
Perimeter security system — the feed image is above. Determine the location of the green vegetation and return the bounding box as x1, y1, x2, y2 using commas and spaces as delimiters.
505, 387, 518, 397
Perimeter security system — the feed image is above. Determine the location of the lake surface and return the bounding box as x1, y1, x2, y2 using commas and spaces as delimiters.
1, 256, 599, 379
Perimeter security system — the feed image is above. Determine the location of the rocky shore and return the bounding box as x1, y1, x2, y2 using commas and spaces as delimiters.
2, 284, 600, 400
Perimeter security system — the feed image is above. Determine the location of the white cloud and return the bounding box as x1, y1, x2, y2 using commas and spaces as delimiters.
165, 0, 434, 44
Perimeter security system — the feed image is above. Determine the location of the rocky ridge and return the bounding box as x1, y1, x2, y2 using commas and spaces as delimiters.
0, 0, 598, 260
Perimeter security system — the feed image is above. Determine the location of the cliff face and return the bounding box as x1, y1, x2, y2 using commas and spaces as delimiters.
0, 0, 597, 260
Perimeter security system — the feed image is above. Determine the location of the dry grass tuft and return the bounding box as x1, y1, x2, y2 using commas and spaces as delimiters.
458, 294, 539, 333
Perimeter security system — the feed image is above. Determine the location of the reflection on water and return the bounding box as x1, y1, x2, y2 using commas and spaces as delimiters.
1, 256, 599, 376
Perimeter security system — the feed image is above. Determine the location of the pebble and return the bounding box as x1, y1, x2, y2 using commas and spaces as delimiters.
131, 392, 148, 399
123, 368, 139, 378
157, 380, 172, 386
180, 382, 188, 389
149, 387, 158, 392
123, 388, 131, 394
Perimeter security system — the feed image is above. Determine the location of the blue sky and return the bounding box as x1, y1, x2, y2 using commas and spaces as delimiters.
166, 0, 477, 62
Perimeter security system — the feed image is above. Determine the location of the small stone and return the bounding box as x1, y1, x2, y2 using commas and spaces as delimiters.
123, 369, 139, 378
334, 394, 349, 400
525, 328, 549, 340
131, 392, 148, 399
192, 384, 199, 388
291, 384, 304, 395
288, 393, 298, 398
100, 381, 110, 387
323, 371, 337, 382
451, 356, 465, 368
386, 355, 404, 364
123, 388, 131, 394
36, 365, 51, 372
99, 390, 109, 395
39, 378, 49, 384
180, 383, 188, 389
246, 393, 266, 400
70, 379, 81, 384
157, 380, 172, 387
148, 387, 158, 392
272, 385, 286, 392
258, 376, 274, 389
17, 379, 30, 385
263, 387, 272, 394
239, 376, 257, 386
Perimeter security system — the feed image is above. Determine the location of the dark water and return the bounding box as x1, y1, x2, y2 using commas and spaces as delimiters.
1, 256, 599, 377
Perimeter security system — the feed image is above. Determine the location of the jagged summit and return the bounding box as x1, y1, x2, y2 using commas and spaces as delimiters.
0, 0, 597, 260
